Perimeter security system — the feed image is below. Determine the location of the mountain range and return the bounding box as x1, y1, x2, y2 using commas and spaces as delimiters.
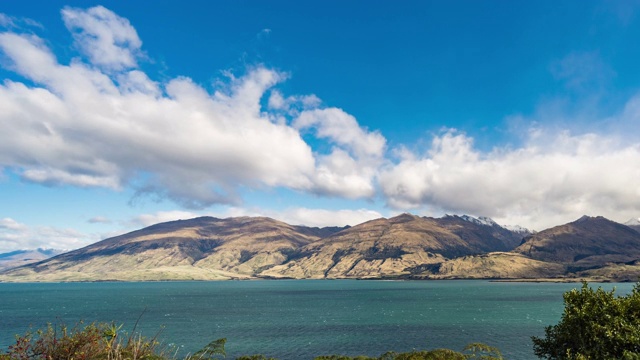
1, 214, 640, 282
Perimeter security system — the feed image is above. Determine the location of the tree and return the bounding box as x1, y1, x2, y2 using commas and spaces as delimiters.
532, 281, 640, 359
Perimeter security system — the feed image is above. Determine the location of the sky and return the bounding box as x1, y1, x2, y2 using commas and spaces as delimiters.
1, 1, 640, 252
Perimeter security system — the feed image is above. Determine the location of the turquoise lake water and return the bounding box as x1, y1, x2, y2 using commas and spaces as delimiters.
0, 280, 633, 359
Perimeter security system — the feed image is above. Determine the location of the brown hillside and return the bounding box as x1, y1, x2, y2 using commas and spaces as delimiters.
0, 216, 344, 281
514, 216, 640, 269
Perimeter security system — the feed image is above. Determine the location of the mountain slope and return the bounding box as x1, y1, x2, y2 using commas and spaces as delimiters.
260, 213, 526, 279
0, 217, 345, 281
514, 216, 640, 269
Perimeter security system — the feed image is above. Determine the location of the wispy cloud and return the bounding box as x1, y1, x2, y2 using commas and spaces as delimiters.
0, 13, 14, 28
550, 51, 615, 92
87, 216, 112, 224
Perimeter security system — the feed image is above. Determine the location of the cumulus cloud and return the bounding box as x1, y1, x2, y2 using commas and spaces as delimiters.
0, 218, 95, 252
295, 108, 386, 158
379, 129, 640, 230
294, 108, 387, 198
0, 6, 383, 209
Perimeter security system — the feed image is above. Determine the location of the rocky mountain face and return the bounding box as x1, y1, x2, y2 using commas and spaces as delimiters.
2, 214, 640, 282
0, 248, 64, 271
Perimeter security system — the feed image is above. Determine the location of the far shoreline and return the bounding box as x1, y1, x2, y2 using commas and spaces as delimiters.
0, 276, 632, 284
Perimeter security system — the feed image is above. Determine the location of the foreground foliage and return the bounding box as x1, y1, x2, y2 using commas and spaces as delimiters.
0, 321, 173, 360
314, 342, 503, 359
0, 321, 501, 360
532, 281, 640, 359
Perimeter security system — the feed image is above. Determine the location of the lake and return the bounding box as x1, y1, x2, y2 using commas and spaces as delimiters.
0, 280, 632, 359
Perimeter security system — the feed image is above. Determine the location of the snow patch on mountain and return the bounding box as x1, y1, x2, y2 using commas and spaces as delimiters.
503, 224, 533, 234
624, 218, 640, 226
459, 215, 498, 227
458, 214, 532, 234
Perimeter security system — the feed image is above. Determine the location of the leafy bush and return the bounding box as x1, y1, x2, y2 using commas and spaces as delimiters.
532, 281, 640, 359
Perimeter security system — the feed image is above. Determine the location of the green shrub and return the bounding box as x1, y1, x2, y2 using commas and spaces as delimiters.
532, 281, 640, 359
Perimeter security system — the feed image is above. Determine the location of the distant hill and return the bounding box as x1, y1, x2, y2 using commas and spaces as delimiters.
0, 248, 64, 271
2, 214, 640, 282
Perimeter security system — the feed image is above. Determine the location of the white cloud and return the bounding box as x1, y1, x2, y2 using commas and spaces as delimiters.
379, 129, 640, 230
295, 108, 386, 158
267, 90, 321, 112
0, 218, 95, 253
294, 108, 387, 198
0, 6, 384, 209
275, 208, 383, 227
61, 6, 142, 71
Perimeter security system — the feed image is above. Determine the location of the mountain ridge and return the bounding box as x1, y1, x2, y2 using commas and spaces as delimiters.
2, 214, 640, 282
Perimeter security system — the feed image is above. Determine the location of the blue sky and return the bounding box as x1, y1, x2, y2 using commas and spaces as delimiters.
1, 1, 640, 252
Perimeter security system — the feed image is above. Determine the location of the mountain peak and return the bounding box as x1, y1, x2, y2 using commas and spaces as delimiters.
390, 213, 420, 222
574, 215, 608, 223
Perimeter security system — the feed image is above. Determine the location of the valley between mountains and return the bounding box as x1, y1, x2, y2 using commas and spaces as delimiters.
2, 214, 640, 282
